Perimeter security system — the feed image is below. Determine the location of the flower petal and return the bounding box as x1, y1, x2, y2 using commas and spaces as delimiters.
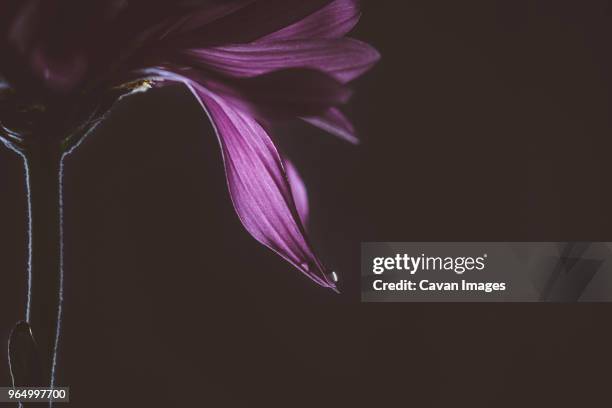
258, 0, 361, 41
142, 68, 336, 289
302, 108, 358, 144
181, 38, 380, 84
284, 159, 310, 226
198, 89, 334, 288
189, 67, 352, 120
172, 0, 334, 46
30, 46, 88, 92
163, 0, 254, 36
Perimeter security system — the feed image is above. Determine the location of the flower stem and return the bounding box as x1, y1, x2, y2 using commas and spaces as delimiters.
15, 139, 64, 388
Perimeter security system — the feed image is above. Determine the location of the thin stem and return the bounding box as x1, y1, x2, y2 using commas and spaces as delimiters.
20, 139, 63, 388
4, 118, 94, 402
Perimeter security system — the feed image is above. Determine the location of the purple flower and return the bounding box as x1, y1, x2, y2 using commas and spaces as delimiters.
0, 0, 379, 290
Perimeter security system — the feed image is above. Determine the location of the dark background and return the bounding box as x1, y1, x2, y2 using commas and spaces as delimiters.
2, 1, 612, 406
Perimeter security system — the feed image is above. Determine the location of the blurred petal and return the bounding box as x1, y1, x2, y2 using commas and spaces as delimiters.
164, 0, 254, 36
30, 47, 88, 92
181, 38, 380, 83
284, 159, 310, 226
190, 68, 352, 119
302, 108, 358, 144
7, 0, 38, 52
174, 0, 333, 46
259, 0, 361, 41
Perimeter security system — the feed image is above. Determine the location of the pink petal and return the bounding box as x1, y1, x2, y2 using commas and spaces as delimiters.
143, 68, 336, 289
259, 0, 361, 41
171, 0, 334, 46
199, 90, 335, 289
284, 159, 310, 226
302, 108, 358, 144
181, 38, 380, 84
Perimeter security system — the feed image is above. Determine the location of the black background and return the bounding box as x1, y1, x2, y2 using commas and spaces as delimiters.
2, 1, 612, 406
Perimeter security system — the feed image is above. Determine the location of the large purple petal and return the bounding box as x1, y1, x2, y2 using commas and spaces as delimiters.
302, 108, 358, 144
145, 69, 336, 289
258, 0, 361, 42
199, 89, 335, 288
180, 38, 380, 84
